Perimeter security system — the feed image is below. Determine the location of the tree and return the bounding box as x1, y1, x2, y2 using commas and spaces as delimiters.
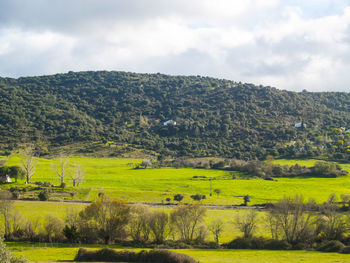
44, 215, 64, 242
315, 207, 348, 241
20, 147, 37, 184
8, 166, 25, 183
149, 211, 169, 243
0, 192, 14, 239
190, 194, 206, 202
214, 188, 221, 196
170, 204, 207, 242
208, 219, 224, 244
79, 197, 130, 244
129, 204, 151, 243
0, 237, 27, 263
174, 194, 184, 202
236, 210, 257, 239
70, 163, 85, 187
52, 156, 70, 186
243, 195, 251, 206
267, 195, 314, 245
140, 160, 152, 168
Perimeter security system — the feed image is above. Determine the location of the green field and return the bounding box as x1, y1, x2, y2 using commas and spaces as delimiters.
2, 157, 350, 205
7, 242, 350, 263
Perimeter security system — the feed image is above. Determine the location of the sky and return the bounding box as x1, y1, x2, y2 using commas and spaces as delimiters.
0, 0, 350, 92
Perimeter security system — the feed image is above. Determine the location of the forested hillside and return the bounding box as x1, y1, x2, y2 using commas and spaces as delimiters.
0, 71, 349, 160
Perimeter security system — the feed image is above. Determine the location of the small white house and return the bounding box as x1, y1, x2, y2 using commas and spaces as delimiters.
295, 122, 306, 128
163, 120, 177, 126
0, 175, 11, 183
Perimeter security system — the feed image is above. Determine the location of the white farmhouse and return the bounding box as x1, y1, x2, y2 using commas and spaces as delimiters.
163, 120, 177, 126
295, 122, 306, 128
0, 175, 11, 183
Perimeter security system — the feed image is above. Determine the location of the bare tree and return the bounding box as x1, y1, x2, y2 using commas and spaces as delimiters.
149, 211, 169, 243
52, 156, 70, 186
208, 219, 224, 244
70, 163, 85, 187
129, 204, 151, 243
267, 195, 314, 245
0, 192, 14, 239
170, 204, 207, 242
236, 210, 257, 239
20, 147, 37, 184
315, 207, 348, 241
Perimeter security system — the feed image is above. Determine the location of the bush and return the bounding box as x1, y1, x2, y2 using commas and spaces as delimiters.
317, 240, 345, 252
11, 191, 19, 200
190, 194, 206, 201
174, 194, 184, 202
38, 189, 49, 201
74, 248, 198, 263
341, 246, 350, 254
225, 237, 291, 250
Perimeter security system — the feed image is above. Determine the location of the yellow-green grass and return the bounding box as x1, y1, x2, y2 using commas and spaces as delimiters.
7, 243, 350, 263
3, 156, 350, 205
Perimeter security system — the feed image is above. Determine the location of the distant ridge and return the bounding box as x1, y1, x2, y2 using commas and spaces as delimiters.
0, 71, 349, 160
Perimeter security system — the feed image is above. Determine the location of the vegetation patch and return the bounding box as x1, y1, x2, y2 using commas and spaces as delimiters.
74, 247, 198, 263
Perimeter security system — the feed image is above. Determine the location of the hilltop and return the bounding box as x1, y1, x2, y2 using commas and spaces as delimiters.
0, 71, 349, 160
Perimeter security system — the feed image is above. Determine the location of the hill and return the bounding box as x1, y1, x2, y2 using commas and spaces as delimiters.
0, 71, 349, 159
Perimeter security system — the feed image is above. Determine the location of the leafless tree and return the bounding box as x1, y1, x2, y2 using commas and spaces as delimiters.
315, 207, 348, 241
149, 211, 169, 243
170, 204, 207, 242
20, 146, 37, 184
208, 218, 224, 244
129, 204, 151, 242
70, 163, 85, 187
236, 210, 257, 239
0, 192, 14, 239
52, 156, 70, 186
267, 195, 314, 245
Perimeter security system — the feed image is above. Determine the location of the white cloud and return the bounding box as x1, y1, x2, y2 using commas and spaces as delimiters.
0, 0, 350, 91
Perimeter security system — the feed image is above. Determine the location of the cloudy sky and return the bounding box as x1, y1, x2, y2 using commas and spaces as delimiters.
1, 0, 350, 91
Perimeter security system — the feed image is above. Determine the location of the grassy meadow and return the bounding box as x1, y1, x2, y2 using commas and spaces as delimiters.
2, 156, 350, 205
7, 242, 350, 263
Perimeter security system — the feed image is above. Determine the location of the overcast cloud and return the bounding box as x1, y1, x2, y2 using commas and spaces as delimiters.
0, 0, 350, 91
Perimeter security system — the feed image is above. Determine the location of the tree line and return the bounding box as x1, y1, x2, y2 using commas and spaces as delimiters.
1, 193, 350, 253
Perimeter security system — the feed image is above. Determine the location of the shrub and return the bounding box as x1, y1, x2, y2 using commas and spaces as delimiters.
341, 246, 350, 254
11, 191, 19, 200
0, 237, 28, 263
174, 194, 184, 202
38, 189, 49, 201
74, 248, 198, 263
190, 194, 206, 201
225, 237, 291, 250
317, 240, 345, 252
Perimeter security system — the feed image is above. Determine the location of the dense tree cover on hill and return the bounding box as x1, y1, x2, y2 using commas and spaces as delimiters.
0, 71, 349, 159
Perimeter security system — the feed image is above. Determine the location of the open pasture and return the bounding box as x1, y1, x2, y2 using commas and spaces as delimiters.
3, 156, 350, 205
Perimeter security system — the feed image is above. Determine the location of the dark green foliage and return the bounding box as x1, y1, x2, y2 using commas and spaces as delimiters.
317, 240, 345, 252
341, 246, 350, 254
190, 194, 206, 201
0, 71, 349, 159
74, 247, 198, 263
62, 225, 80, 243
174, 194, 184, 202
38, 189, 50, 201
225, 237, 291, 250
